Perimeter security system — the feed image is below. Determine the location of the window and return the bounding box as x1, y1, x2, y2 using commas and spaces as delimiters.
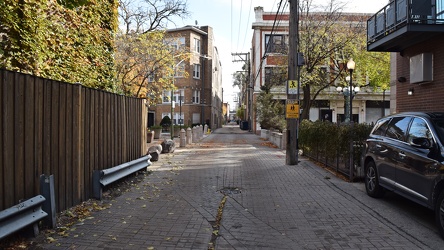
172, 89, 184, 103
386, 116, 412, 141
372, 118, 390, 136
407, 118, 433, 144
147, 74, 155, 82
162, 90, 171, 103
193, 90, 200, 104
438, 0, 444, 20
175, 61, 185, 77
166, 37, 185, 51
265, 67, 286, 87
193, 64, 201, 78
194, 38, 201, 53
265, 34, 288, 53
173, 113, 184, 125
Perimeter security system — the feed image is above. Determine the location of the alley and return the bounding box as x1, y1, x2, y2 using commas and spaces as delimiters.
35, 125, 444, 249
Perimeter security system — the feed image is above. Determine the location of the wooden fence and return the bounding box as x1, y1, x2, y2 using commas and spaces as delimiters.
0, 69, 147, 212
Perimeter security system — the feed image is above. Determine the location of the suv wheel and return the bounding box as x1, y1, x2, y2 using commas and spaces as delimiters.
365, 161, 385, 198
435, 191, 444, 239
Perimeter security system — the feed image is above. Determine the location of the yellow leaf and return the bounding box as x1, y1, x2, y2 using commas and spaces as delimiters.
47, 237, 56, 243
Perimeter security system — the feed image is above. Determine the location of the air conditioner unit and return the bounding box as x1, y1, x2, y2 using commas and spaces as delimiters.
410, 53, 433, 84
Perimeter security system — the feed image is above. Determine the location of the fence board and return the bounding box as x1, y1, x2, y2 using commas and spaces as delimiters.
14, 73, 25, 201
0, 70, 4, 209
50, 81, 61, 209
24, 74, 35, 198
72, 83, 82, 206
57, 82, 66, 210
3, 71, 15, 208
35, 77, 44, 194
42, 79, 51, 176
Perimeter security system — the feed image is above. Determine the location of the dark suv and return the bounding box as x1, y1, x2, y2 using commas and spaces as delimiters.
363, 112, 444, 238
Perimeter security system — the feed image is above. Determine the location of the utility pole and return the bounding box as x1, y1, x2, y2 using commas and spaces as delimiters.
286, 0, 299, 165
232, 52, 251, 131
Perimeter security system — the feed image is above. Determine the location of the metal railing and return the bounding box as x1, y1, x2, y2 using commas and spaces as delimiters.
367, 0, 444, 43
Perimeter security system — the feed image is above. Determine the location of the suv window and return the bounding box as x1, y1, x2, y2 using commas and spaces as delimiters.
386, 116, 411, 141
407, 118, 432, 144
372, 118, 390, 136
432, 119, 444, 143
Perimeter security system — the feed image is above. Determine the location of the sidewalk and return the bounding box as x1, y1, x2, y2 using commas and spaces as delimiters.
25, 125, 442, 249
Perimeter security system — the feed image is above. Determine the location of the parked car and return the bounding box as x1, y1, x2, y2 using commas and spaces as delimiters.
362, 112, 444, 239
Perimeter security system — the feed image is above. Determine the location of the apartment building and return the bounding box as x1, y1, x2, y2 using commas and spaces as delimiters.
249, 6, 390, 134
150, 25, 223, 131
367, 0, 444, 112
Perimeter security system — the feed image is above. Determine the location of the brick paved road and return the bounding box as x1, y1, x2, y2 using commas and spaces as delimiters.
34, 124, 444, 249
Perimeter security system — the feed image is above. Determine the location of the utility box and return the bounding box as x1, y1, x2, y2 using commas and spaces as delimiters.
410, 53, 433, 84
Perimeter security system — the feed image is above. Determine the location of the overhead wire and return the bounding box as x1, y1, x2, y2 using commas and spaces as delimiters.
240, 0, 253, 52
236, 0, 243, 52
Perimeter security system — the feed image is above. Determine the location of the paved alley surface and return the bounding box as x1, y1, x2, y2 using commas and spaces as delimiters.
33, 124, 444, 249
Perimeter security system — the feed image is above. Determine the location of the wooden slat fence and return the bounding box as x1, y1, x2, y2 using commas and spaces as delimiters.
0, 69, 147, 212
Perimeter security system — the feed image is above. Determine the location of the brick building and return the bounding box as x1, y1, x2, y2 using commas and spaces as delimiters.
367, 0, 444, 112
149, 26, 223, 131
249, 7, 390, 134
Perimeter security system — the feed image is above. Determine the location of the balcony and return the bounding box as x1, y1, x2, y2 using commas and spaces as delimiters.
367, 0, 444, 52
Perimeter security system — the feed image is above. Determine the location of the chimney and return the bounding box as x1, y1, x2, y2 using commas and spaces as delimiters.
254, 6, 264, 22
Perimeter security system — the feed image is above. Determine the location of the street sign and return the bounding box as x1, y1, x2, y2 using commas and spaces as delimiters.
288, 80, 298, 94
286, 99, 299, 119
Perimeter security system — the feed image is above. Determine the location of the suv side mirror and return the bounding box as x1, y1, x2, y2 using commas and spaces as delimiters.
410, 137, 434, 149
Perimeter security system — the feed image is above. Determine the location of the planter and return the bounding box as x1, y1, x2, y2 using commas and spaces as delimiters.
173, 127, 181, 137
147, 131, 154, 143
152, 128, 162, 139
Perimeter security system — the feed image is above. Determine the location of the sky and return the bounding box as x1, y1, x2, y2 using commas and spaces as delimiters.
168, 0, 390, 107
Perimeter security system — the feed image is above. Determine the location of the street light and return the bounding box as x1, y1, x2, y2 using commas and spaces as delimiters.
336, 78, 359, 123
347, 58, 355, 182
171, 58, 186, 139
347, 58, 355, 123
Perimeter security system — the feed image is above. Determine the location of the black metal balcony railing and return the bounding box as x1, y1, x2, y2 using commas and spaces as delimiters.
367, 0, 444, 51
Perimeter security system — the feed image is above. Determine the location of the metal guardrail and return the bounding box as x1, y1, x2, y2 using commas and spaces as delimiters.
0, 195, 48, 240
93, 155, 152, 200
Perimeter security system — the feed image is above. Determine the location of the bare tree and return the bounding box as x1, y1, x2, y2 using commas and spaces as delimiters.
118, 0, 189, 34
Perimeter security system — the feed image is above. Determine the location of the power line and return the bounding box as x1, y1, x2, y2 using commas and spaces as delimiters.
236, 0, 243, 52
241, 0, 253, 52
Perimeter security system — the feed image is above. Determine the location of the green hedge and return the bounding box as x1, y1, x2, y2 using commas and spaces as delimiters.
299, 120, 373, 167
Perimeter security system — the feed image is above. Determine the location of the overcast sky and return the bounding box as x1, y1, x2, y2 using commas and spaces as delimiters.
168, 0, 390, 106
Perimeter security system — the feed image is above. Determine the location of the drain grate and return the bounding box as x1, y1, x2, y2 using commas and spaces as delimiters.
219, 187, 242, 195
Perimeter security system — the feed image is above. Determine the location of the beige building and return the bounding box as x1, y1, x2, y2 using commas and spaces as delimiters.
150, 26, 223, 131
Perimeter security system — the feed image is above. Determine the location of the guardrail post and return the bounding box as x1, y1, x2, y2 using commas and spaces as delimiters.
40, 174, 56, 229
93, 170, 103, 200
